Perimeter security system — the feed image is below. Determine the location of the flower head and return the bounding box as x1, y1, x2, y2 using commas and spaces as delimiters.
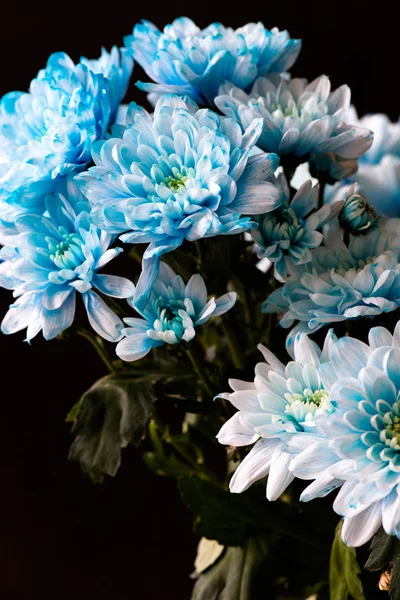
263, 219, 400, 337
326, 112, 400, 216
292, 324, 400, 546
0, 50, 132, 234
216, 330, 336, 500
77, 94, 282, 248
124, 17, 301, 106
80, 46, 133, 119
251, 176, 342, 281
215, 75, 373, 177
76, 94, 282, 308
0, 177, 134, 342
116, 262, 236, 361
338, 184, 380, 235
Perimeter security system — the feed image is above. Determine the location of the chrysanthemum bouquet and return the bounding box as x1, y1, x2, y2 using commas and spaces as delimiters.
3, 16, 400, 598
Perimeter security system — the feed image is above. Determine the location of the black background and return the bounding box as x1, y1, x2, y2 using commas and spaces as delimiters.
0, 1, 399, 598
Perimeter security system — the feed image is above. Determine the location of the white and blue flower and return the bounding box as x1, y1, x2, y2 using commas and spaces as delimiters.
291, 324, 400, 546
326, 111, 400, 217
263, 219, 400, 336
216, 330, 336, 500
251, 176, 342, 281
0, 49, 132, 235
80, 46, 133, 119
0, 177, 134, 342
215, 75, 373, 177
116, 262, 236, 361
124, 17, 301, 106
76, 94, 282, 309
338, 184, 380, 236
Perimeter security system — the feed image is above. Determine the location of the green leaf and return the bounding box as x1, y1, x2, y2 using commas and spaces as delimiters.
330, 521, 365, 600
142, 451, 197, 478
68, 373, 156, 482
365, 528, 400, 600
180, 476, 251, 546
121, 355, 194, 383
179, 475, 325, 548
191, 536, 269, 600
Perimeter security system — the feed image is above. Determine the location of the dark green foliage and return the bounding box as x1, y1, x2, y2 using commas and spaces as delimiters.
179, 475, 328, 549
191, 536, 269, 600
365, 528, 400, 600
67, 373, 156, 482
330, 521, 365, 600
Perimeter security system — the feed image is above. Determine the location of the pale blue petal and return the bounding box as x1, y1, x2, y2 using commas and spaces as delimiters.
341, 503, 383, 547
116, 332, 155, 362
213, 292, 237, 318
83, 290, 124, 342
42, 286, 73, 310
290, 442, 339, 479
1, 296, 39, 335
266, 449, 295, 500
42, 292, 76, 340
300, 474, 343, 502
230, 439, 281, 493
132, 256, 160, 313
184, 274, 208, 314
93, 274, 135, 298
217, 412, 259, 447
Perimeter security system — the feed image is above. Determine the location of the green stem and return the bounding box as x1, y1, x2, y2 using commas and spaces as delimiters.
185, 345, 214, 399
128, 246, 143, 264
151, 413, 222, 487
78, 329, 116, 373
167, 438, 222, 487
106, 296, 125, 317
148, 418, 165, 457
221, 317, 245, 370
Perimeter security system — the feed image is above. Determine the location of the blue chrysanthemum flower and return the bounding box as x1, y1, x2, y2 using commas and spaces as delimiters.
116, 262, 236, 361
291, 324, 400, 546
215, 75, 373, 177
338, 184, 380, 236
251, 176, 342, 281
76, 94, 282, 309
80, 46, 133, 119
0, 49, 132, 234
124, 17, 301, 106
263, 219, 400, 337
0, 177, 134, 342
216, 330, 336, 500
326, 111, 400, 216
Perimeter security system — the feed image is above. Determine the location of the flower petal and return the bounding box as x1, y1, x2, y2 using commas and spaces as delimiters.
83, 290, 124, 342
229, 438, 281, 493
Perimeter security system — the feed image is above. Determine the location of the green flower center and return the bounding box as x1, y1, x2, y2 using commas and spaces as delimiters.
284, 388, 329, 408
154, 297, 188, 336
336, 256, 376, 277
268, 102, 301, 119
46, 229, 85, 270
164, 166, 195, 191
382, 406, 400, 451
55, 238, 73, 257
283, 388, 332, 426
259, 206, 303, 250
165, 175, 187, 191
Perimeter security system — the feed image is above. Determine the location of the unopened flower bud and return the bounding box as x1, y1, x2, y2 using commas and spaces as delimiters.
339, 185, 380, 236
